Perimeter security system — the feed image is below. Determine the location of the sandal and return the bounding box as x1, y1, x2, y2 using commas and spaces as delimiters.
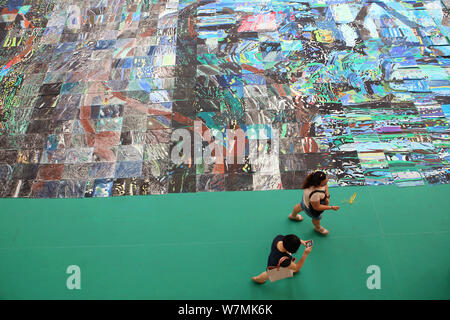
288, 214, 303, 222
314, 226, 329, 235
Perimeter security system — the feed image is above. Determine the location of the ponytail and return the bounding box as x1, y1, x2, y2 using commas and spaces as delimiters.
302, 171, 327, 189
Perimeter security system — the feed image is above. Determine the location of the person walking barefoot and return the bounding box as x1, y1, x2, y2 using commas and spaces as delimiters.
288, 171, 340, 235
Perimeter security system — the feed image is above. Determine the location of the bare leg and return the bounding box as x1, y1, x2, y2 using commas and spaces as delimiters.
313, 218, 329, 235
312, 219, 321, 230
288, 204, 303, 221
252, 271, 269, 284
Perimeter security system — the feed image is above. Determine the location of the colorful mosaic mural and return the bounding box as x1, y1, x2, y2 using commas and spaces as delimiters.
0, 0, 449, 198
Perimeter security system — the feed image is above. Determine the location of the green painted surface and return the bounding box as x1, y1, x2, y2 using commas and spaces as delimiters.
0, 184, 449, 300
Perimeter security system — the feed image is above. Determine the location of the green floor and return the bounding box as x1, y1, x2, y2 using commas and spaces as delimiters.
0, 185, 449, 300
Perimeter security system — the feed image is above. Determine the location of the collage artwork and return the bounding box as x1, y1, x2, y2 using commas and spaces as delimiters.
0, 0, 449, 198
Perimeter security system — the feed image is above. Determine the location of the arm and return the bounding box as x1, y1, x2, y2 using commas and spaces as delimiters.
289, 247, 312, 273
324, 186, 330, 205
310, 200, 338, 211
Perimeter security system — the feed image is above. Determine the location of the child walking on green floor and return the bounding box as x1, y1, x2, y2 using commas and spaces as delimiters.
288, 171, 340, 235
